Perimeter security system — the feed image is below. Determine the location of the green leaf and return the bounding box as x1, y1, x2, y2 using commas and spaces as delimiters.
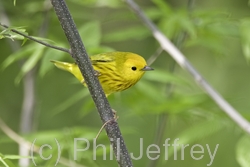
87, 46, 115, 55
145, 7, 164, 20
143, 69, 189, 86
158, 10, 196, 39
51, 89, 89, 116
236, 135, 250, 167
240, 18, 250, 62
102, 26, 150, 42
0, 26, 27, 41
152, 0, 172, 16
185, 36, 225, 54
15, 44, 45, 84
39, 48, 66, 77
95, 0, 122, 8
78, 21, 101, 49
166, 120, 223, 159
21, 37, 28, 46
156, 94, 207, 114
0, 154, 16, 167
70, 0, 99, 6
135, 80, 164, 102
30, 36, 56, 44
3, 155, 32, 160
1, 44, 35, 70
79, 98, 96, 118
133, 80, 208, 115
23, 1, 45, 13
179, 13, 197, 38
70, 0, 122, 8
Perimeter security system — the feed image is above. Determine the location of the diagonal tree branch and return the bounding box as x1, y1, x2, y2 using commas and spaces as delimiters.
50, 0, 133, 166
125, 0, 250, 134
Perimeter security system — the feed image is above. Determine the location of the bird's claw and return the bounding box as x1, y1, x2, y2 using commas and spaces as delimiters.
94, 70, 101, 77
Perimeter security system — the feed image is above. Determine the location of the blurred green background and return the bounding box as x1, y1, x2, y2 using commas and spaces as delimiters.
1, 0, 250, 166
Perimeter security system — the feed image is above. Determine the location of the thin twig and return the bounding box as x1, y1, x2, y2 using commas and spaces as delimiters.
146, 47, 163, 66
0, 117, 87, 167
19, 65, 35, 167
95, 119, 114, 139
0, 118, 39, 152
0, 22, 70, 54
125, 0, 250, 134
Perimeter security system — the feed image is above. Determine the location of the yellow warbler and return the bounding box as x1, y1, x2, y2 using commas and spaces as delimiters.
51, 51, 153, 96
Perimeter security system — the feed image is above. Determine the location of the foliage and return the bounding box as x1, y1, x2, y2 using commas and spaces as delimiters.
0, 0, 250, 167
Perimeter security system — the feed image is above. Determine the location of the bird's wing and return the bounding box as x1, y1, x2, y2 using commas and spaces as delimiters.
90, 53, 115, 64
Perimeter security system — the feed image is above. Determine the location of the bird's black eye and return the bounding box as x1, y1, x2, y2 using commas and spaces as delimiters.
131, 66, 137, 71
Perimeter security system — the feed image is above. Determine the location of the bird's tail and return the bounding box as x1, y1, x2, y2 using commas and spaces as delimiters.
50, 60, 84, 83
50, 60, 74, 73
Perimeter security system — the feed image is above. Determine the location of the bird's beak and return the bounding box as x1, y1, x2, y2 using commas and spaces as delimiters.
141, 66, 154, 71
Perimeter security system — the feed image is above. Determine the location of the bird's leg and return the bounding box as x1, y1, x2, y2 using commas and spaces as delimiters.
111, 109, 119, 120
95, 109, 119, 139
94, 70, 101, 77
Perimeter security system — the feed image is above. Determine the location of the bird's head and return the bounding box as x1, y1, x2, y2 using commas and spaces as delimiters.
123, 53, 154, 82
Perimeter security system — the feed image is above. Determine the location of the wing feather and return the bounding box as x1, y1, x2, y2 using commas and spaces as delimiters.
90, 53, 115, 64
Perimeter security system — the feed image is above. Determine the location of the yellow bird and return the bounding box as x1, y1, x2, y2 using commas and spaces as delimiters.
51, 51, 153, 96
